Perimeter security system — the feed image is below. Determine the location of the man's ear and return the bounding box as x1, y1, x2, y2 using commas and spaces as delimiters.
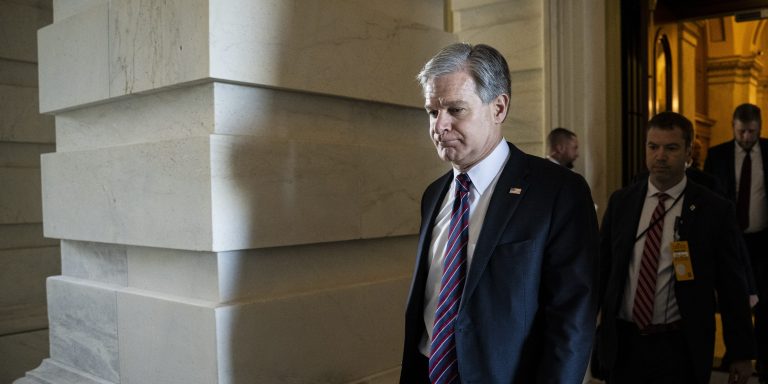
492, 93, 510, 124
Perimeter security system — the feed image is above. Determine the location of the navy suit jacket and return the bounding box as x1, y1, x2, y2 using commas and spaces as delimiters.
597, 179, 755, 383
400, 143, 600, 383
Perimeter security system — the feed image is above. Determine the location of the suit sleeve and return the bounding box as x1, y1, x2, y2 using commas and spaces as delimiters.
715, 201, 757, 361
703, 148, 715, 175
536, 173, 600, 383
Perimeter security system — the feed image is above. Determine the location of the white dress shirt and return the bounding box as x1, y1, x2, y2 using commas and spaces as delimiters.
620, 177, 686, 325
735, 142, 768, 233
419, 139, 510, 356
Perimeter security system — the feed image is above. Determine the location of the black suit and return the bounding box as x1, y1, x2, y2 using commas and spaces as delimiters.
705, 138, 768, 377
704, 139, 768, 201
597, 179, 755, 383
401, 143, 599, 383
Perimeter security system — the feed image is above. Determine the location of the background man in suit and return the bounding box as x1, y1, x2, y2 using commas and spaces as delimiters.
399, 43, 599, 384
546, 127, 579, 169
705, 103, 768, 382
597, 112, 755, 384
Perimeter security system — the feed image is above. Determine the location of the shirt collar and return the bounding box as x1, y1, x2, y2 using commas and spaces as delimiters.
647, 175, 687, 200
735, 140, 761, 155
454, 139, 510, 195
546, 156, 561, 165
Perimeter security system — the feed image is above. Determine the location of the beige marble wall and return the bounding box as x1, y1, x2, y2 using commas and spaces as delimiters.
0, 1, 57, 383
25, 0, 454, 383
24, 1, 616, 383
450, 0, 546, 156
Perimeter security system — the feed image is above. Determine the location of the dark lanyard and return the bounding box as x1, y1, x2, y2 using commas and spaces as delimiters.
633, 187, 686, 243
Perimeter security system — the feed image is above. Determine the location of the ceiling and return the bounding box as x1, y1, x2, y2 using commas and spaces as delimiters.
655, 0, 768, 22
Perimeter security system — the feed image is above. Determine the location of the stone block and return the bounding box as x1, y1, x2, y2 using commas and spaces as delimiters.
349, 368, 401, 384
0, 84, 55, 143
212, 83, 433, 150
348, 0, 444, 30
217, 236, 416, 302
0, 223, 59, 250
47, 277, 119, 383
0, 143, 55, 168
41, 137, 213, 250
61, 240, 127, 286
0, 303, 47, 338
55, 83, 214, 152
108, 0, 210, 98
453, 0, 541, 31
0, 2, 52, 62
458, 18, 543, 72
118, 290, 217, 384
210, 133, 445, 250
504, 69, 545, 145
0, 59, 38, 87
38, 2, 109, 113
0, 329, 49, 384
53, 0, 105, 22
216, 277, 408, 383
0, 168, 43, 224
209, 0, 455, 107
451, 0, 506, 11
127, 246, 218, 301
18, 358, 115, 384
515, 141, 545, 158
0, 246, 59, 309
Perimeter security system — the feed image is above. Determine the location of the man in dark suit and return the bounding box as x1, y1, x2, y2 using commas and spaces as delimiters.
597, 111, 755, 384
546, 127, 579, 169
705, 103, 768, 382
399, 43, 599, 384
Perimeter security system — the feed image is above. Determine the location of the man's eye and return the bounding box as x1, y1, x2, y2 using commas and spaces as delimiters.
449, 108, 464, 114
427, 110, 438, 118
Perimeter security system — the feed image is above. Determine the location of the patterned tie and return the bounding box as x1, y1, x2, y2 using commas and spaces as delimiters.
737, 148, 752, 230
633, 192, 670, 330
429, 173, 471, 384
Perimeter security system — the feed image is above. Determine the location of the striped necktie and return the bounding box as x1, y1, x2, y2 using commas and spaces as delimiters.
633, 192, 670, 329
429, 173, 471, 384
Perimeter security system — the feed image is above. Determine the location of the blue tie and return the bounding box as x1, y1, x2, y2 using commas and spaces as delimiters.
429, 173, 471, 384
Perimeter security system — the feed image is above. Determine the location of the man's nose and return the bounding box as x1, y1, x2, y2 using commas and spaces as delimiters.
435, 112, 451, 132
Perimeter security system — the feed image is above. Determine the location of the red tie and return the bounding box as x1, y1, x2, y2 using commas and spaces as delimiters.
633, 192, 670, 329
737, 148, 752, 230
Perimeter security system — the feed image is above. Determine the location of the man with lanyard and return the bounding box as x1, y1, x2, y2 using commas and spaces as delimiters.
596, 111, 755, 384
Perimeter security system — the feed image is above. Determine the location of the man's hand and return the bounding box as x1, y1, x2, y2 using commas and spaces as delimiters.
729, 360, 755, 384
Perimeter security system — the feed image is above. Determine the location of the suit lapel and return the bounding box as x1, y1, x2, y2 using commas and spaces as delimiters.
461, 143, 529, 305
677, 183, 701, 242
416, 171, 452, 270
613, 181, 648, 293
725, 140, 737, 198
760, 139, 768, 187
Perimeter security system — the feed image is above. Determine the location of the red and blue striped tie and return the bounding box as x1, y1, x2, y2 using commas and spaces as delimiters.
429, 173, 471, 384
633, 192, 669, 329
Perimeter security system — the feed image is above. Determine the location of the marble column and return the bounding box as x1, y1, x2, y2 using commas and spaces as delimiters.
679, 23, 699, 129
21, 1, 454, 383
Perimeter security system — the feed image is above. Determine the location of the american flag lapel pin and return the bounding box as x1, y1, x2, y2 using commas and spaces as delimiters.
509, 187, 522, 195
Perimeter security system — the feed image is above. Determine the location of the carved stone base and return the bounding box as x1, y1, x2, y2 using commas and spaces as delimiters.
14, 359, 114, 384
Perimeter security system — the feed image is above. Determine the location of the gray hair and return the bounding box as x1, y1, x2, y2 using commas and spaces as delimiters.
416, 43, 511, 104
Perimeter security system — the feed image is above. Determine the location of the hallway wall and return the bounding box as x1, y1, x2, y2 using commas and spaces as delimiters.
0, 1, 57, 383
